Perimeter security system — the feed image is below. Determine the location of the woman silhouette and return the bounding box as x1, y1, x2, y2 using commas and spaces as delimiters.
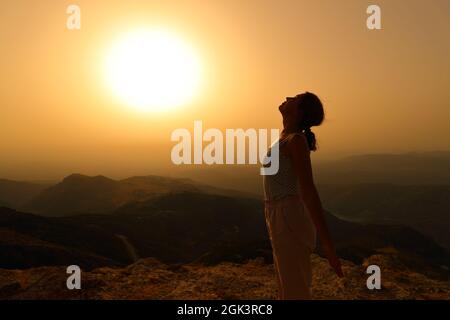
263, 92, 343, 300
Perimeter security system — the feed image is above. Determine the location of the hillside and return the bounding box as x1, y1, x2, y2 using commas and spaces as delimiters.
1, 192, 448, 279
0, 207, 129, 269
23, 174, 256, 216
0, 179, 48, 209
1, 253, 448, 300
318, 183, 450, 247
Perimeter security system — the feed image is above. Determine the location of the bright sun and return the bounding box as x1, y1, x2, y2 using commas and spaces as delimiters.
104, 28, 203, 112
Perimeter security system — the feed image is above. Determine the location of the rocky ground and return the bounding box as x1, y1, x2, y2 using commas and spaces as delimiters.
0, 251, 448, 300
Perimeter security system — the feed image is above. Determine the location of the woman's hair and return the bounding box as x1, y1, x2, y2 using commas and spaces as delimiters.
296, 92, 324, 151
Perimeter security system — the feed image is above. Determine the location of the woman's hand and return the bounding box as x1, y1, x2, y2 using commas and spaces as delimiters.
326, 250, 344, 278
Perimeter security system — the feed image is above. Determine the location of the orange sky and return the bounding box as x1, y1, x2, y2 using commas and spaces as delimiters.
1, 0, 450, 180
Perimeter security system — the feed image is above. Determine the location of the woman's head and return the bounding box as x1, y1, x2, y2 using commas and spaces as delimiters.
278, 91, 324, 151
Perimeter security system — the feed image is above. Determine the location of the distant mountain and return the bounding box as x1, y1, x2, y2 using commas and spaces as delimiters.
23, 174, 119, 215
66, 192, 449, 277
0, 207, 128, 269
168, 151, 450, 194
2, 191, 448, 278
63, 192, 268, 265
322, 209, 449, 278
314, 151, 450, 186
24, 173, 257, 216
169, 165, 263, 196
318, 184, 450, 247
0, 179, 48, 209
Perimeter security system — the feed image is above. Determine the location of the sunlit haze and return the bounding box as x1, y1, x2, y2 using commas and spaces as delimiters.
1, 0, 450, 180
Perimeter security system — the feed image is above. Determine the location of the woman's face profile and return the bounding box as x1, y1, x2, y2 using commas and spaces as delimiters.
279, 96, 303, 128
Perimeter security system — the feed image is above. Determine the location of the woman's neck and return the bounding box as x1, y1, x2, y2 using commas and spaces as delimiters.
281, 125, 300, 137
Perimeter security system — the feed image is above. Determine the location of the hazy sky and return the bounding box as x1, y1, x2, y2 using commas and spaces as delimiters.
1, 0, 449, 180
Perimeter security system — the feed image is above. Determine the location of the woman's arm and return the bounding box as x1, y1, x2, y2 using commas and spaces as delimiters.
287, 134, 343, 277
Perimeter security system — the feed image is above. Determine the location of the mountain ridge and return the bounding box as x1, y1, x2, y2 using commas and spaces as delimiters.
1, 191, 448, 280
22, 173, 258, 216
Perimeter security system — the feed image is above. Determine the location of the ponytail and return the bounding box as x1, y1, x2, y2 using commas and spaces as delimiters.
303, 127, 317, 151
296, 92, 324, 152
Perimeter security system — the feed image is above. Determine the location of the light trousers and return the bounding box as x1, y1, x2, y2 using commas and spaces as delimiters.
264, 195, 317, 300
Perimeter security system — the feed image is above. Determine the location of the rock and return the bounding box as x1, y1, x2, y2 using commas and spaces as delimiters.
0, 253, 448, 300
0, 281, 21, 298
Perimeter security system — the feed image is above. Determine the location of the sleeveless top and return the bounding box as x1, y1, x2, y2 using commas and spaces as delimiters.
262, 132, 304, 201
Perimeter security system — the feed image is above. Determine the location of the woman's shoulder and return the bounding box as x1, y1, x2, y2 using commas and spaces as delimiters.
284, 131, 308, 144
283, 132, 310, 153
